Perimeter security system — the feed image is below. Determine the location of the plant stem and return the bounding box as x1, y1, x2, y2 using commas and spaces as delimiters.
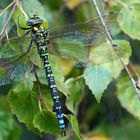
0, 1, 14, 17
0, 1, 18, 38
34, 68, 50, 111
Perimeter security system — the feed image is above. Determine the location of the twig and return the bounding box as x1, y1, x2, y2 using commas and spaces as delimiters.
92, 0, 140, 100
0, 1, 14, 17
128, 63, 140, 79
17, 4, 28, 19
34, 67, 51, 111
17, 1, 28, 19
75, 75, 84, 81
0, 1, 18, 37
99, 0, 105, 13
54, 4, 66, 20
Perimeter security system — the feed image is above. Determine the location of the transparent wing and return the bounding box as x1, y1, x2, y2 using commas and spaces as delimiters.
49, 12, 117, 40
48, 12, 119, 65
48, 39, 89, 65
0, 36, 39, 85
0, 59, 31, 85
48, 40, 126, 67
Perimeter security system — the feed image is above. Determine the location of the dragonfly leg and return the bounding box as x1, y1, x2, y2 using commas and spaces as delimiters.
19, 39, 33, 57
25, 39, 33, 53
18, 30, 31, 38
11, 39, 33, 62
19, 27, 32, 30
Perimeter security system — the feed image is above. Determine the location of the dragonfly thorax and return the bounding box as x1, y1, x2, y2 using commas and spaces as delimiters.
32, 27, 49, 55
31, 24, 44, 34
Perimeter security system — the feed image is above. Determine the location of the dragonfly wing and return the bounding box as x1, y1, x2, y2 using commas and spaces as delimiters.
49, 12, 118, 43
48, 13, 118, 65
48, 39, 126, 67
0, 35, 32, 58
48, 39, 89, 65
48, 23, 105, 65
0, 36, 39, 85
49, 20, 106, 47
0, 58, 33, 85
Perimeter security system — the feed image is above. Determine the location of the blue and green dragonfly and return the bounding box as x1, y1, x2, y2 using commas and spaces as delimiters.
0, 13, 129, 136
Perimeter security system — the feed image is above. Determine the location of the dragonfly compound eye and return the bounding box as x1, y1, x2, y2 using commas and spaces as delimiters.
27, 17, 43, 26
27, 19, 33, 26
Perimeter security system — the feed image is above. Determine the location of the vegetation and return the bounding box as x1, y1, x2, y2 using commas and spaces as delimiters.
0, 0, 140, 140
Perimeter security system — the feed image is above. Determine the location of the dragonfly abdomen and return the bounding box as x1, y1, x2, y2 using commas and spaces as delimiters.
43, 56, 66, 135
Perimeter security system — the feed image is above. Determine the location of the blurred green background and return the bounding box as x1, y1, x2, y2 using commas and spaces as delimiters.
0, 0, 140, 140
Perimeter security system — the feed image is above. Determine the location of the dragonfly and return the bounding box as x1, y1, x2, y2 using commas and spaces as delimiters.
0, 12, 127, 136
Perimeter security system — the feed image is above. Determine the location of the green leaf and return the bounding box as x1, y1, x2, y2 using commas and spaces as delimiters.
23, 0, 45, 17
84, 65, 113, 103
0, 111, 21, 140
120, 0, 140, 5
0, 67, 6, 79
89, 40, 132, 78
116, 75, 140, 119
84, 40, 131, 102
110, 120, 140, 140
65, 78, 85, 115
0, 8, 13, 35
0, 95, 10, 111
7, 78, 63, 136
99, 120, 140, 140
66, 115, 82, 140
41, 0, 62, 10
7, 81, 40, 134
12, 5, 28, 36
33, 110, 60, 136
50, 55, 68, 96
0, 0, 13, 8
118, 3, 140, 40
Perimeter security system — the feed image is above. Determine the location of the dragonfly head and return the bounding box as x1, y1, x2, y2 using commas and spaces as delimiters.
27, 15, 43, 26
